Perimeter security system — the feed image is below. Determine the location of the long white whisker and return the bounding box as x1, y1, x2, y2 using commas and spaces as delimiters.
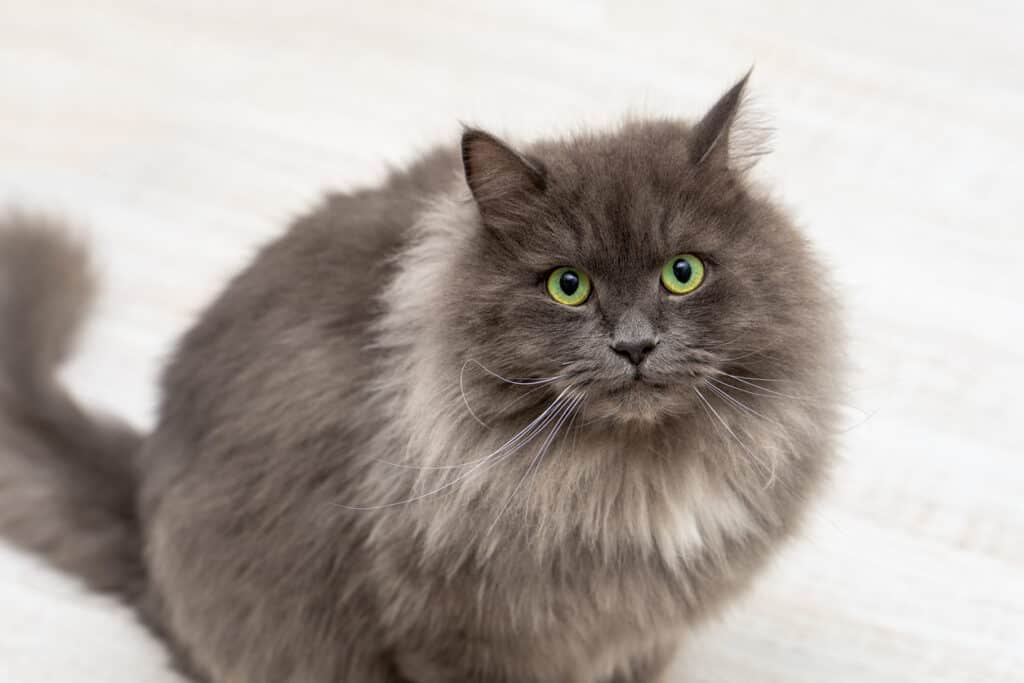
705, 379, 785, 427
375, 385, 578, 472
341, 388, 578, 509
713, 373, 810, 401
459, 358, 567, 430
460, 359, 492, 429
724, 374, 791, 383
485, 392, 583, 536
694, 386, 776, 490
569, 393, 586, 459
463, 358, 565, 386
495, 381, 554, 417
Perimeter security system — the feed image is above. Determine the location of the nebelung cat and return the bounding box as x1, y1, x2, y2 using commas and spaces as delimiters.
0, 74, 841, 682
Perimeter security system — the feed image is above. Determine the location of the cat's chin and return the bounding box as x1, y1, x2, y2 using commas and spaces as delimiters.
587, 381, 690, 425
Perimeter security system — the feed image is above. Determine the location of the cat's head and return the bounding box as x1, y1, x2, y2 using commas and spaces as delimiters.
434, 74, 836, 427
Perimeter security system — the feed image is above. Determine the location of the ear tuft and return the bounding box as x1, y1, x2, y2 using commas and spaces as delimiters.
461, 129, 546, 221
690, 69, 767, 169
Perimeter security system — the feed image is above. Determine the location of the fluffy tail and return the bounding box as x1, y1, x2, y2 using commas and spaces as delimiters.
0, 211, 145, 600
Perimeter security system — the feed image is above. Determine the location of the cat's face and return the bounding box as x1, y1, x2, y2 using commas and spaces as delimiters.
444, 78, 831, 427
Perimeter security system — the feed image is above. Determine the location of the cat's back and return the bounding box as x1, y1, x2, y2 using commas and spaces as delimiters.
142, 145, 460, 484
136, 148, 463, 680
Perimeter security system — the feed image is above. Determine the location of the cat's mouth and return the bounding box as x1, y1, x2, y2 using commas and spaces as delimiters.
583, 375, 674, 421
577, 366, 711, 423
606, 375, 666, 394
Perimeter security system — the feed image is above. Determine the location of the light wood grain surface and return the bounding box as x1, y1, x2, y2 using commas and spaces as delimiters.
1, 2, 1022, 681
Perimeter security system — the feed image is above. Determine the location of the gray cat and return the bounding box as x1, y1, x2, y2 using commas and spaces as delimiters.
0, 74, 842, 682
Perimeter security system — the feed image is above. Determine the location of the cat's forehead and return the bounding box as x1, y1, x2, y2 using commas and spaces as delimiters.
523, 125, 739, 268
537, 121, 697, 189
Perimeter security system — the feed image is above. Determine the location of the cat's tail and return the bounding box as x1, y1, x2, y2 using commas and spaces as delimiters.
0, 210, 146, 600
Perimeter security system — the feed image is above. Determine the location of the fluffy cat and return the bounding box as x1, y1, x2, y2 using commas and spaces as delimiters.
0, 74, 842, 682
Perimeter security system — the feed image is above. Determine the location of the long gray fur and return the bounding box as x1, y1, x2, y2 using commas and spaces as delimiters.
0, 75, 843, 682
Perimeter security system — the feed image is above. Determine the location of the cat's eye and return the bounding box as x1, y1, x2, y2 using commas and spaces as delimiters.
661, 254, 705, 295
546, 267, 591, 306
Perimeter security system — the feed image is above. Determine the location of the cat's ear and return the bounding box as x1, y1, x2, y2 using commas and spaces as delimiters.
689, 70, 754, 168
461, 128, 546, 221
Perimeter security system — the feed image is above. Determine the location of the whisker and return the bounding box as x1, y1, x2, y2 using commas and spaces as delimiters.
704, 379, 784, 428
718, 373, 873, 430
459, 358, 567, 430
724, 374, 792, 383
485, 391, 584, 536
839, 406, 879, 433
711, 348, 795, 374
463, 358, 565, 386
341, 388, 579, 509
494, 382, 556, 420
376, 385, 578, 472
460, 359, 492, 429
569, 393, 586, 458
693, 386, 777, 490
712, 373, 811, 401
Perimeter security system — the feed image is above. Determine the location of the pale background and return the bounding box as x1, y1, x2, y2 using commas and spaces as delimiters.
1, 1, 1022, 681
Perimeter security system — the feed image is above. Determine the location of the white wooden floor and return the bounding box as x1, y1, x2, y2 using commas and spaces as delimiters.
1, 2, 1022, 681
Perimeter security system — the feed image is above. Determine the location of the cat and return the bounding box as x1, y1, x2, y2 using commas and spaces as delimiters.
0, 73, 842, 682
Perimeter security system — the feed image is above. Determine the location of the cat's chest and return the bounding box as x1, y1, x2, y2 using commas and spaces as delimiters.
419, 439, 761, 596
527, 437, 763, 568
408, 425, 764, 571
375, 439, 770, 678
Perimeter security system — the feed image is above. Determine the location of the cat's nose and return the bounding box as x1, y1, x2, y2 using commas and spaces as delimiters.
610, 309, 659, 365
610, 337, 658, 365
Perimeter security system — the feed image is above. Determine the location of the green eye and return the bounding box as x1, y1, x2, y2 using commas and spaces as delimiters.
546, 267, 591, 306
661, 254, 705, 294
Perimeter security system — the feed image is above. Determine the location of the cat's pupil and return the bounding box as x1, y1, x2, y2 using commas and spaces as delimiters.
559, 271, 579, 295
673, 259, 692, 283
